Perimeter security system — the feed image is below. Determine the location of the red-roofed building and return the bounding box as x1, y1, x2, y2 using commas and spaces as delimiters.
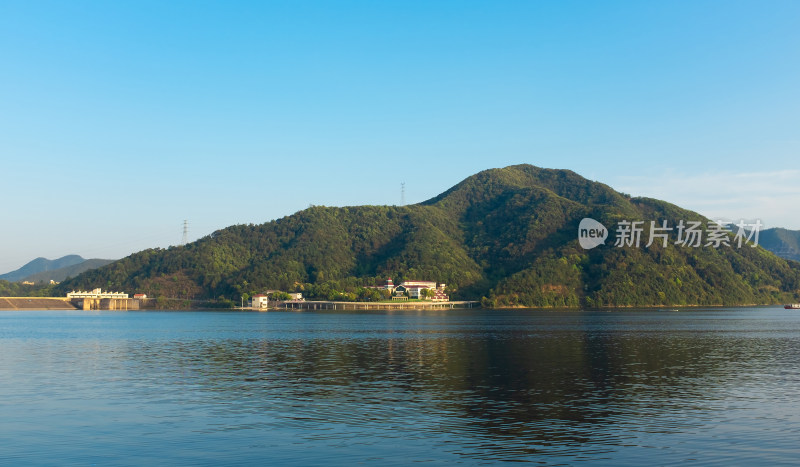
431, 289, 449, 301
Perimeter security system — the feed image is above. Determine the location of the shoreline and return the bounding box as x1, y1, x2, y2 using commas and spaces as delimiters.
253, 300, 481, 311
0, 297, 789, 312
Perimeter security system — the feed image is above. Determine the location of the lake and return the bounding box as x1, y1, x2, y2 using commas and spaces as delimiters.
1, 308, 799, 465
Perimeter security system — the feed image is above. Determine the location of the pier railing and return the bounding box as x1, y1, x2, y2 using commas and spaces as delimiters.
272, 300, 480, 311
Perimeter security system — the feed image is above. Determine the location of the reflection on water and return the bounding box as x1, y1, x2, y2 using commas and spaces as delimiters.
2, 309, 800, 465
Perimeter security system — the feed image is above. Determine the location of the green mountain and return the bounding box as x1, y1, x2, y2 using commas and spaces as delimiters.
57, 165, 800, 307
1, 255, 87, 282
760, 228, 800, 262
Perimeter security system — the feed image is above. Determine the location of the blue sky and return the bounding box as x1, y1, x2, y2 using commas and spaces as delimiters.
1, 1, 798, 273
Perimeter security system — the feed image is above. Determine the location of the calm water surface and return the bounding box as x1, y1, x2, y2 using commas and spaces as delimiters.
2, 308, 799, 465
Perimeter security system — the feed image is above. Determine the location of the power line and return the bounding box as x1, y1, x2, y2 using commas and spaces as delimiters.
401, 182, 406, 206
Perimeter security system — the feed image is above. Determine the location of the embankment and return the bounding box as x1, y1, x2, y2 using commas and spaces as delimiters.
0, 297, 79, 310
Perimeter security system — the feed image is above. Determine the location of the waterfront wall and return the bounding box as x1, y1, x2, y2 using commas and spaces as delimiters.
274, 300, 480, 311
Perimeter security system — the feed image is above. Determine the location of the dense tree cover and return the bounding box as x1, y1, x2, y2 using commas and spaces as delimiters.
58, 204, 484, 302
57, 164, 800, 307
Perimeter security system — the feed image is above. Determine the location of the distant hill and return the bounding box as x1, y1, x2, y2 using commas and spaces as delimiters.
0, 255, 87, 282
760, 228, 800, 262
58, 164, 800, 307
0, 255, 115, 283
22, 259, 116, 283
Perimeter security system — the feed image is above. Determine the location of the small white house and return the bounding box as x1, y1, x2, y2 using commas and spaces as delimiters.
251, 294, 269, 308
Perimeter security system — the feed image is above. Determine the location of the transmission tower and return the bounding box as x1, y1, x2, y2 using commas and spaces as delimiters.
401, 182, 406, 206
182, 220, 188, 246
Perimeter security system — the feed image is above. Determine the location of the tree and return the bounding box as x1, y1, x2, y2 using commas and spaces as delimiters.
269, 291, 292, 301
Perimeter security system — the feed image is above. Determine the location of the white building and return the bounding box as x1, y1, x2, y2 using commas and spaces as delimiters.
67, 288, 129, 299
251, 294, 269, 309
406, 286, 426, 299
399, 280, 437, 290
395, 281, 447, 300
395, 281, 444, 299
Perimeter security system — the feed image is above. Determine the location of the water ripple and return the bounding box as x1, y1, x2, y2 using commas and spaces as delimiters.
2, 308, 800, 464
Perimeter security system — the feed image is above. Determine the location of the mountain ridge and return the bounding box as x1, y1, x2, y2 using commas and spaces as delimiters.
1, 255, 116, 283
57, 165, 800, 307
22, 259, 116, 283
0, 255, 87, 282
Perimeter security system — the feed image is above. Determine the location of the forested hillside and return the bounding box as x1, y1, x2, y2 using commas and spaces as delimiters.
58, 165, 800, 307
